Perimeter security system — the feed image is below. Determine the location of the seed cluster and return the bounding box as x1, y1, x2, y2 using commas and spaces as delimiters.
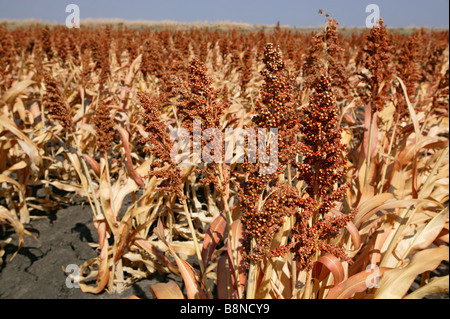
242, 183, 303, 264
239, 44, 302, 265
240, 49, 253, 94
359, 19, 395, 113
296, 75, 348, 198
138, 92, 183, 198
141, 39, 164, 78
43, 73, 73, 131
394, 29, 424, 119
324, 18, 350, 100
270, 74, 356, 270
254, 43, 301, 169
93, 101, 115, 156
176, 57, 226, 134
53, 29, 72, 65
41, 26, 53, 60
302, 18, 349, 100
0, 26, 15, 87
175, 57, 230, 194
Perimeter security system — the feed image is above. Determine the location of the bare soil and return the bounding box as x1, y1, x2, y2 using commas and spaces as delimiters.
0, 200, 182, 299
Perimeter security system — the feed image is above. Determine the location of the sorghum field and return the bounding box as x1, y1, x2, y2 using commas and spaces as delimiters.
0, 17, 448, 299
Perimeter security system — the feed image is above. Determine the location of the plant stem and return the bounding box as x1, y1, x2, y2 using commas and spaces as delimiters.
246, 239, 257, 299
303, 270, 313, 299
180, 197, 213, 298
217, 164, 242, 299
287, 164, 297, 293
72, 132, 102, 221
364, 113, 374, 187
378, 122, 397, 194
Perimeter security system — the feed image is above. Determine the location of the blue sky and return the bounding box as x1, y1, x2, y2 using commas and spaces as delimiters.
0, 0, 448, 28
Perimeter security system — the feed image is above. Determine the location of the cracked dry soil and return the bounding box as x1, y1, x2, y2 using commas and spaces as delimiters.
0, 200, 183, 299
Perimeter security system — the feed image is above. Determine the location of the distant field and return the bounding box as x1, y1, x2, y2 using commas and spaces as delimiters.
1, 18, 446, 34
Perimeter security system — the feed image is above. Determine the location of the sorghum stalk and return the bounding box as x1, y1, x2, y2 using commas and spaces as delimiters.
271, 74, 356, 278
238, 43, 302, 298
137, 92, 213, 298
240, 43, 301, 267
173, 57, 244, 298
43, 73, 101, 217
359, 18, 395, 113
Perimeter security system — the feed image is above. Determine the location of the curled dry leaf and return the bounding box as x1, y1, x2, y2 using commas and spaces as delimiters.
0, 79, 35, 105
0, 114, 43, 172
82, 154, 100, 176
150, 280, 185, 299
331, 208, 361, 251
0, 206, 37, 261
313, 253, 345, 286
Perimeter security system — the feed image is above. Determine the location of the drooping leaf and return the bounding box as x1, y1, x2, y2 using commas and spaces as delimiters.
217, 254, 233, 299
0, 206, 37, 261
353, 193, 394, 227
79, 221, 110, 294
82, 154, 100, 176
374, 245, 449, 299
404, 275, 449, 299
0, 114, 42, 172
0, 79, 35, 104
331, 208, 361, 250
154, 219, 207, 299
326, 267, 388, 299
201, 210, 227, 268
115, 124, 144, 187
403, 207, 449, 256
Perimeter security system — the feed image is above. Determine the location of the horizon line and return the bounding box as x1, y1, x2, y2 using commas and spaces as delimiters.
1, 18, 448, 30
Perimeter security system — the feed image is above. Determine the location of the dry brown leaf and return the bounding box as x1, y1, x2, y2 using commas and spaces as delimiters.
154, 219, 207, 299
404, 275, 449, 299
150, 280, 185, 299
326, 267, 389, 299
201, 210, 227, 268
374, 245, 449, 299
0, 79, 35, 105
